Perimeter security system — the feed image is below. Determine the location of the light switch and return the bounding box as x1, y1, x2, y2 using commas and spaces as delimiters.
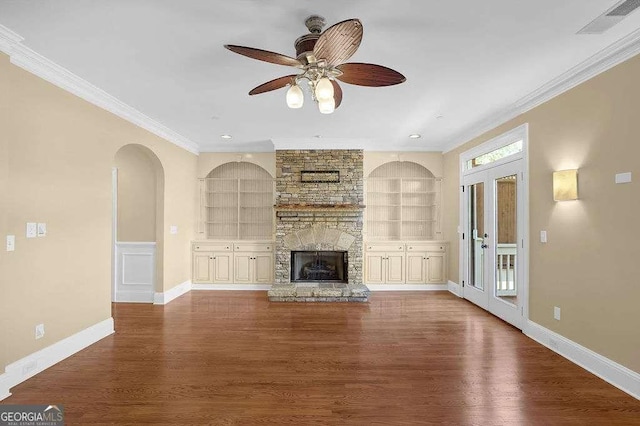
37, 223, 47, 237
540, 230, 547, 243
615, 172, 632, 184
554, 306, 561, 321
26, 222, 37, 238
6, 235, 15, 252
170, 225, 178, 235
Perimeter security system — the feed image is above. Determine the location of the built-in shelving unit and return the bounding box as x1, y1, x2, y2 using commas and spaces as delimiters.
200, 162, 274, 240
366, 162, 442, 241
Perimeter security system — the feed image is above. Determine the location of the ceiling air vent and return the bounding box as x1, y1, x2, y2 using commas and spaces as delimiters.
607, 0, 640, 16
578, 0, 640, 34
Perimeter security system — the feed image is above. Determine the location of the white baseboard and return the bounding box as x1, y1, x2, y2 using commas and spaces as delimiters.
0, 378, 10, 400
191, 284, 272, 291
154, 280, 192, 305
367, 284, 448, 291
115, 291, 154, 303
524, 320, 640, 400
448, 280, 463, 297
0, 317, 114, 401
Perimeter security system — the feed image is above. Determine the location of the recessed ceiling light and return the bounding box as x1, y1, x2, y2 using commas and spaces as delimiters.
221, 134, 232, 139
409, 134, 421, 139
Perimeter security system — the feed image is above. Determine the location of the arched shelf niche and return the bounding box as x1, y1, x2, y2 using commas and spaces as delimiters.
202, 162, 274, 240
366, 161, 442, 241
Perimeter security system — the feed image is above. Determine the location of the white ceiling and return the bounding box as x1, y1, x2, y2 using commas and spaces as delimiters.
1, 1, 639, 152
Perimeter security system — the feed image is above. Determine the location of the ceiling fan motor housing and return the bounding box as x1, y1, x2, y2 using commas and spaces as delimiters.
295, 15, 326, 64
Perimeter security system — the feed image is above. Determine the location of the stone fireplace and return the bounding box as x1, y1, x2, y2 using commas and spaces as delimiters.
268, 150, 370, 302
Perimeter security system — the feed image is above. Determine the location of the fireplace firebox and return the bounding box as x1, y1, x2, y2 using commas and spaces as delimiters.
291, 251, 348, 283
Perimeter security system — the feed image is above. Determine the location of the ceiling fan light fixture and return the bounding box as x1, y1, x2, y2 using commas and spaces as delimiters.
286, 84, 304, 109
315, 77, 334, 102
318, 98, 335, 114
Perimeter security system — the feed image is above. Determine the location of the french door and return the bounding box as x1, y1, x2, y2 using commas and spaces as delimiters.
462, 159, 525, 329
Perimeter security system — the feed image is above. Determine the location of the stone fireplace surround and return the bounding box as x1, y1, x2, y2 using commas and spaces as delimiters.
268, 150, 370, 302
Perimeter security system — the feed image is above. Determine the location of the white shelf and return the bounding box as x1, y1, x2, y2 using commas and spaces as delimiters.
200, 165, 274, 240
366, 175, 442, 241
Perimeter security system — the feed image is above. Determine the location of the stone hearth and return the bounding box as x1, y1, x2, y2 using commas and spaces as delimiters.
268, 150, 370, 302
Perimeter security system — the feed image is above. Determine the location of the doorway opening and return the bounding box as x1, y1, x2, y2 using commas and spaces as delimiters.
112, 144, 164, 303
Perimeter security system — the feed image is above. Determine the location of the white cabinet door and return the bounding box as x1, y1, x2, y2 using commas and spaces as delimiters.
193, 252, 213, 283
365, 253, 385, 284
386, 253, 405, 283
254, 253, 273, 284
405, 253, 425, 284
426, 252, 446, 283
213, 252, 233, 283
234, 254, 252, 283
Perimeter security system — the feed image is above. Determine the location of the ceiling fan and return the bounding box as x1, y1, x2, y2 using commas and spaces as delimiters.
224, 15, 406, 114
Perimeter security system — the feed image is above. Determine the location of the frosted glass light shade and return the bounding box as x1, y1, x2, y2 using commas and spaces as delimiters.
315, 77, 334, 102
286, 84, 304, 108
553, 169, 578, 201
318, 98, 335, 114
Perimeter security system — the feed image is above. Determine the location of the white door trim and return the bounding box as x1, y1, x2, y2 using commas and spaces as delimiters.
459, 123, 530, 329
111, 167, 118, 302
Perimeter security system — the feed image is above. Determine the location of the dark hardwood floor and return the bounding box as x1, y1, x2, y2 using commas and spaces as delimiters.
2, 291, 639, 425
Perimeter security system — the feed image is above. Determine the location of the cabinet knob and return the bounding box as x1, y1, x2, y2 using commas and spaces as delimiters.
210, 257, 213, 260
196, 246, 200, 249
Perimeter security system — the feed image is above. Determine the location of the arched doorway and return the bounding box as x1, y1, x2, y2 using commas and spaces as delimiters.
112, 144, 165, 303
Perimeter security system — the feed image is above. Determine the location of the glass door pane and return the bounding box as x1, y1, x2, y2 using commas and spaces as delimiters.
469, 182, 485, 291
494, 174, 518, 304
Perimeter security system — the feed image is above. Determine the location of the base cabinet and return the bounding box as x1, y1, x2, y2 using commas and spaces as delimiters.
365, 242, 448, 284
192, 243, 233, 284
364, 244, 405, 284
192, 241, 273, 284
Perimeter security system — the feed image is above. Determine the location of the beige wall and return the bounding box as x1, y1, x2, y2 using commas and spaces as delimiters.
0, 69, 9, 372
198, 153, 276, 178
0, 52, 197, 370
443, 53, 640, 372
114, 145, 158, 242
364, 151, 443, 177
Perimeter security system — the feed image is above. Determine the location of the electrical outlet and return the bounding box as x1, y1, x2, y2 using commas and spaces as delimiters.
553, 306, 561, 321
170, 225, 178, 235
35, 323, 45, 340
540, 230, 547, 243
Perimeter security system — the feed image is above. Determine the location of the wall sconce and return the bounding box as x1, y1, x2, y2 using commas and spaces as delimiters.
553, 169, 579, 201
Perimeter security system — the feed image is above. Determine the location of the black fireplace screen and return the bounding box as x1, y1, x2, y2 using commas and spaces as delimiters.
291, 251, 348, 283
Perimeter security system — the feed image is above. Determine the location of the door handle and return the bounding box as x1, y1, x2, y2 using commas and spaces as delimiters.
481, 244, 488, 249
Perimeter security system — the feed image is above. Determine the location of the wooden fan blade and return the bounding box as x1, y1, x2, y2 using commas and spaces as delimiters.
249, 75, 298, 95
313, 19, 363, 66
224, 45, 303, 68
336, 63, 406, 87
331, 80, 343, 109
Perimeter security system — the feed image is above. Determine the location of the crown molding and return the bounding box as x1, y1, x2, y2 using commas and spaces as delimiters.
0, 24, 200, 155
443, 27, 640, 153
271, 138, 371, 150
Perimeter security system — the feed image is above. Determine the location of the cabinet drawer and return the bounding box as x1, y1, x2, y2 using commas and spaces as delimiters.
193, 243, 232, 252
233, 243, 273, 252
365, 243, 405, 252
406, 244, 446, 252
